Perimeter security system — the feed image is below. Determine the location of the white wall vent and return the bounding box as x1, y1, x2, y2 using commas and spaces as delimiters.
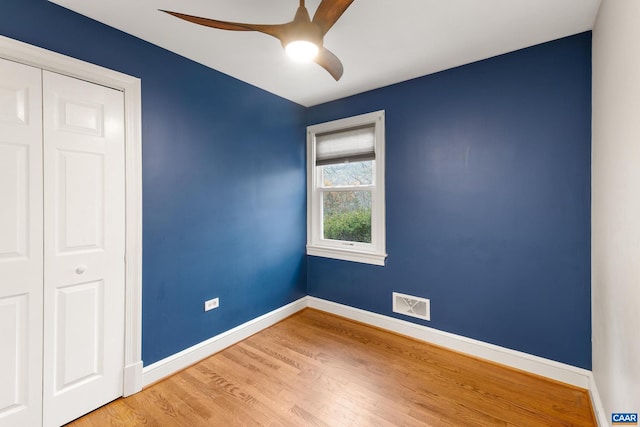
393, 292, 430, 321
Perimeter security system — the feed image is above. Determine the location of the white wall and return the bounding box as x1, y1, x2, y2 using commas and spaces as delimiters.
592, 0, 640, 419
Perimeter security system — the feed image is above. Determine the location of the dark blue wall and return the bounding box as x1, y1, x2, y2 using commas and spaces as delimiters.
1, 0, 307, 365
306, 33, 592, 369
1, 0, 592, 370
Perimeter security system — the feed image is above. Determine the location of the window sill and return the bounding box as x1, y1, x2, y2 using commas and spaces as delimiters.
306, 245, 387, 266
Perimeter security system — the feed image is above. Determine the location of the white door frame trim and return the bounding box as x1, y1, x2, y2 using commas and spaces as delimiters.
0, 35, 144, 396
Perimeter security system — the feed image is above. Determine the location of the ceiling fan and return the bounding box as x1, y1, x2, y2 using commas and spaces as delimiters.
160, 0, 354, 81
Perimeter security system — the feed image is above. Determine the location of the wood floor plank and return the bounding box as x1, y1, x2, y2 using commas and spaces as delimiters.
66, 309, 596, 427
295, 310, 594, 425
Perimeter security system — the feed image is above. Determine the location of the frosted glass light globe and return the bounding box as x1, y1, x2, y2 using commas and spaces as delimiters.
285, 40, 319, 62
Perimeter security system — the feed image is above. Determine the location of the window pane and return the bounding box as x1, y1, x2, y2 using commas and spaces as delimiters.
322, 161, 373, 187
323, 190, 372, 243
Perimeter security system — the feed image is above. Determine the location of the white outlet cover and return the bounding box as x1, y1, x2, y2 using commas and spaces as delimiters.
204, 297, 219, 312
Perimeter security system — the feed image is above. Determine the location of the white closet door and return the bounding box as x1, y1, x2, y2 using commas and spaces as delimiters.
0, 58, 44, 427
42, 71, 125, 427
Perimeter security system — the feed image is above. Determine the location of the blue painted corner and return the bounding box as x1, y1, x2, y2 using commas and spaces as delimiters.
1, 1, 592, 370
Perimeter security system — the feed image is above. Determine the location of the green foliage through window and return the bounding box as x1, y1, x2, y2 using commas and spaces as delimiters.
322, 188, 372, 243
324, 208, 372, 243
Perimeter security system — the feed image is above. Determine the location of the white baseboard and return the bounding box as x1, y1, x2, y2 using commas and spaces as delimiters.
123, 361, 143, 396
142, 297, 308, 387
307, 297, 592, 389
140, 295, 603, 424
588, 373, 609, 427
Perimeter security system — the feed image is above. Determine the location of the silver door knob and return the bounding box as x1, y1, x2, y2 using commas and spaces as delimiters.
75, 265, 87, 274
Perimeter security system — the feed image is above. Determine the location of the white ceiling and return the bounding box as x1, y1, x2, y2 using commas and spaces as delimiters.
49, 0, 601, 107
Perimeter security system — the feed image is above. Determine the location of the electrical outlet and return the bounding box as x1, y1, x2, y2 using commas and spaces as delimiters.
204, 297, 219, 312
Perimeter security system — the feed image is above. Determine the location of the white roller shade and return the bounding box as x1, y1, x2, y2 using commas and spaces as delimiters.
315, 124, 375, 166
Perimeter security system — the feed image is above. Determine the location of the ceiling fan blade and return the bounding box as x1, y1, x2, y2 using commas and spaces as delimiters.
160, 10, 287, 41
315, 47, 344, 81
312, 0, 355, 35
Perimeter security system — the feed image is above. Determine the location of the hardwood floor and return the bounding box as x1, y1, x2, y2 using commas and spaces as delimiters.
67, 309, 596, 426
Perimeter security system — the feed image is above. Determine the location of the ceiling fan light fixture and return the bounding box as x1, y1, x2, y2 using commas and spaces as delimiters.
162, 0, 353, 80
285, 40, 319, 62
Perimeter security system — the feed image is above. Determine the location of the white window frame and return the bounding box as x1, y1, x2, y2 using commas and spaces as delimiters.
306, 110, 386, 266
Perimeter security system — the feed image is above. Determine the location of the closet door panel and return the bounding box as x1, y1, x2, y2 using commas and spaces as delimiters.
0, 58, 43, 427
42, 70, 125, 427
54, 149, 105, 253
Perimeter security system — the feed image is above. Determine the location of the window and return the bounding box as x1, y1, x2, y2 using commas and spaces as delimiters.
306, 110, 386, 265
